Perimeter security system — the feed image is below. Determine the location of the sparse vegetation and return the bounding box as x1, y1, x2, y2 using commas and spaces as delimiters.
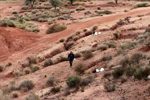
75, 63, 86, 74
97, 10, 112, 15
66, 75, 81, 88
104, 82, 115, 92
44, 59, 53, 67
76, 6, 85, 11
112, 67, 124, 79
25, 92, 40, 100
51, 86, 60, 93
31, 64, 40, 72
19, 79, 34, 92
47, 76, 57, 86
46, 23, 67, 34
11, 91, 19, 98
24, 68, 31, 75
83, 50, 93, 60
64, 41, 74, 50
0, 65, 3, 72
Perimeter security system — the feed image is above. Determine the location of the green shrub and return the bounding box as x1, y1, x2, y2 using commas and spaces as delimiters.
24, 68, 31, 75
107, 1, 115, 4
31, 64, 40, 72
136, 3, 148, 8
21, 6, 29, 10
0, 19, 15, 27
64, 41, 74, 50
83, 50, 93, 60
130, 53, 145, 64
27, 55, 38, 65
104, 82, 115, 92
50, 87, 60, 93
44, 59, 53, 67
19, 79, 34, 92
66, 75, 81, 88
126, 66, 136, 77
38, 18, 48, 22
97, 10, 112, 15
134, 68, 143, 80
47, 76, 57, 86
46, 24, 67, 34
75, 63, 86, 74
120, 41, 136, 50
112, 67, 124, 79
25, 92, 40, 100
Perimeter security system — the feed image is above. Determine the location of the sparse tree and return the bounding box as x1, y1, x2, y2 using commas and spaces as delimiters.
49, 0, 61, 10
25, 0, 37, 8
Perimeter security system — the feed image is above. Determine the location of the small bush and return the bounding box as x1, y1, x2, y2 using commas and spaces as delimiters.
121, 76, 127, 83
119, 56, 131, 67
11, 91, 19, 98
0, 65, 3, 72
97, 7, 101, 10
98, 44, 109, 51
51, 87, 60, 93
46, 24, 67, 34
44, 59, 53, 67
31, 64, 40, 72
107, 1, 115, 4
106, 41, 117, 48
76, 6, 85, 11
92, 25, 98, 31
126, 66, 136, 77
136, 3, 148, 8
24, 68, 31, 75
130, 53, 145, 64
27, 55, 38, 65
112, 67, 124, 79
97, 10, 112, 15
58, 56, 68, 62
83, 50, 93, 60
47, 76, 57, 86
66, 75, 81, 88
64, 41, 74, 50
25, 92, 40, 100
13, 70, 23, 77
59, 38, 65, 42
113, 32, 121, 39
104, 82, 115, 92
101, 55, 112, 61
20, 79, 34, 92
80, 75, 94, 86
117, 19, 125, 25
0, 19, 15, 27
134, 68, 143, 80
75, 63, 86, 74
120, 41, 136, 50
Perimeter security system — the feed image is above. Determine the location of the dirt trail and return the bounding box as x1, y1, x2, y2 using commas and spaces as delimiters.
3, 7, 150, 62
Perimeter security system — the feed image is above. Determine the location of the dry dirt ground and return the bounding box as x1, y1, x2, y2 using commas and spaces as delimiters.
1, 0, 150, 100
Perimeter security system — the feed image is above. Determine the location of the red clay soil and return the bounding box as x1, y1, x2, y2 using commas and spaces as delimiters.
2, 7, 150, 62
0, 27, 40, 61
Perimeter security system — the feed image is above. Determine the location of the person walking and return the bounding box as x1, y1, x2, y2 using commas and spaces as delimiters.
68, 51, 75, 67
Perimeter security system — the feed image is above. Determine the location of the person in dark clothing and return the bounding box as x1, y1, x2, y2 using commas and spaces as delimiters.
68, 51, 75, 67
